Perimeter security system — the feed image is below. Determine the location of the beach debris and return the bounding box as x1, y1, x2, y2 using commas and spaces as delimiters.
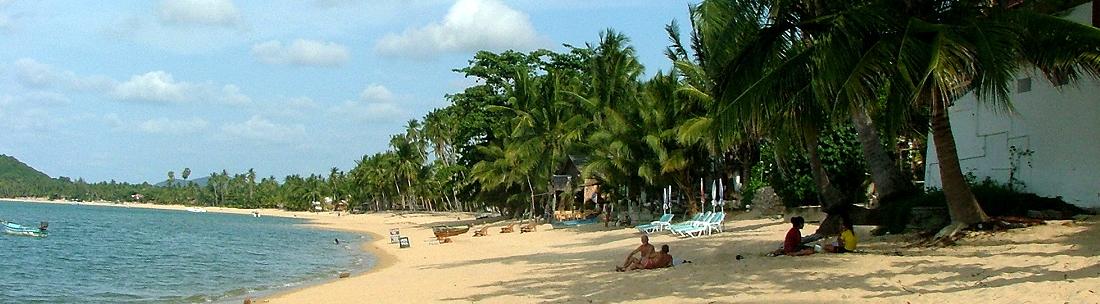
735, 254, 744, 261
243, 297, 252, 304
339, 272, 351, 278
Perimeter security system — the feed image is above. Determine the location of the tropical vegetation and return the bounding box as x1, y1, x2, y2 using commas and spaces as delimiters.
3, 0, 1098, 240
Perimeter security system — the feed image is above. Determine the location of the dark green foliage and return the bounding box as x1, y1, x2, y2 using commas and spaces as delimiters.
876, 178, 1093, 234
743, 126, 867, 209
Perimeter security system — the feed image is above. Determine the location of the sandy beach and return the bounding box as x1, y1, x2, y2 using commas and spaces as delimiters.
7, 199, 1098, 303
261, 211, 1099, 303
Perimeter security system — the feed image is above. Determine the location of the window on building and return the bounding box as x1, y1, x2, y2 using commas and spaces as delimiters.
1016, 77, 1032, 93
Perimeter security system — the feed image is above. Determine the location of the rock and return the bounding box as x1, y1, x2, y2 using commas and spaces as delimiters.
750, 187, 785, 217
907, 206, 949, 231
338, 272, 351, 278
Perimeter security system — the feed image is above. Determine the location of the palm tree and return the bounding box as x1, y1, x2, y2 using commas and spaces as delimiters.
868, 0, 1100, 234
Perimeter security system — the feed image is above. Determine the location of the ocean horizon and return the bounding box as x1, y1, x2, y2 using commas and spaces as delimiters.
0, 200, 372, 303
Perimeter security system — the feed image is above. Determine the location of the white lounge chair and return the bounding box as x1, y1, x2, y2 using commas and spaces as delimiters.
635, 214, 675, 234
669, 212, 715, 237
673, 212, 726, 238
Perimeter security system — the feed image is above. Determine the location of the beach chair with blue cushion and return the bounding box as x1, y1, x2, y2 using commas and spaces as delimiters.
635, 214, 675, 234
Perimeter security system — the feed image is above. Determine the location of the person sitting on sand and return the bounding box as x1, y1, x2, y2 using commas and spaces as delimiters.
621, 244, 673, 271
823, 216, 857, 253
769, 216, 815, 256
617, 235, 654, 271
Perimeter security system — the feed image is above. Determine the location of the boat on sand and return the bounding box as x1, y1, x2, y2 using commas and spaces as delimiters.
432, 225, 471, 238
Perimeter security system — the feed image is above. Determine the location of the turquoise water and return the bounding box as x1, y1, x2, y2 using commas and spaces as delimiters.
0, 200, 372, 303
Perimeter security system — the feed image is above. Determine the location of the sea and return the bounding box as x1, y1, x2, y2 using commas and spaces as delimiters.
0, 200, 372, 303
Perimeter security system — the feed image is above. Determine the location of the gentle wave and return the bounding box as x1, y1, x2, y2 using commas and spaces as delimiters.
0, 201, 374, 303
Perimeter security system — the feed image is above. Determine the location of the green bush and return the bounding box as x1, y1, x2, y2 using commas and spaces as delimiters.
744, 126, 868, 209
875, 177, 1092, 234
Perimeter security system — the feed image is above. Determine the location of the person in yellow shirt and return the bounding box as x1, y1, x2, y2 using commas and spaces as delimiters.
824, 216, 857, 253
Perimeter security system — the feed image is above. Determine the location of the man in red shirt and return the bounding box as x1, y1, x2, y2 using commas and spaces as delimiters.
770, 216, 815, 256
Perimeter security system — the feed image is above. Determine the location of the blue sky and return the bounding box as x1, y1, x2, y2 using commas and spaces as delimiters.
0, 0, 693, 183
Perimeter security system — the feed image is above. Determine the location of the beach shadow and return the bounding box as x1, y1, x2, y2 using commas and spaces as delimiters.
418, 218, 1100, 302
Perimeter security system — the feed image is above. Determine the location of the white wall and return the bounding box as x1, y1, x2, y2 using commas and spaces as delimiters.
924, 3, 1100, 208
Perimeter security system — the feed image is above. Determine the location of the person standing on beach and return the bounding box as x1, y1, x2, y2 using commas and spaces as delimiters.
617, 235, 654, 271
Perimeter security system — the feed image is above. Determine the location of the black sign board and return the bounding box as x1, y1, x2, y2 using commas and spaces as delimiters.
398, 236, 410, 248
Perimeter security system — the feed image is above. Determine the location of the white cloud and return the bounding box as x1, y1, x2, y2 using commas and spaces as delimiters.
221, 115, 306, 143
110, 70, 251, 105
157, 0, 240, 27
219, 84, 252, 105
9, 59, 248, 105
14, 91, 71, 106
0, 0, 14, 32
0, 94, 64, 132
251, 39, 350, 67
314, 0, 358, 8
104, 115, 209, 135
113, 71, 189, 103
11, 58, 118, 91
359, 84, 394, 102
13, 58, 58, 87
374, 0, 544, 59
138, 117, 209, 134
260, 96, 320, 120
0, 14, 11, 32
330, 84, 407, 123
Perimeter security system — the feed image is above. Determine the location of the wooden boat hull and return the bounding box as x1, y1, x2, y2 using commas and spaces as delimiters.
432, 225, 470, 238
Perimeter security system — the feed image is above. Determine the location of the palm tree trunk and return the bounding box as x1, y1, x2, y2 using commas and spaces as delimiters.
393, 178, 404, 210
527, 176, 537, 221
851, 108, 916, 203
406, 177, 418, 211
931, 92, 989, 225
804, 129, 848, 236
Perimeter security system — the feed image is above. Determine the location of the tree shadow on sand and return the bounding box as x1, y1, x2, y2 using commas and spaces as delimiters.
416, 218, 1099, 302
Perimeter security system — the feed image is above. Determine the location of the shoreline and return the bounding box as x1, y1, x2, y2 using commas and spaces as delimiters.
0, 198, 398, 303
5, 198, 1099, 303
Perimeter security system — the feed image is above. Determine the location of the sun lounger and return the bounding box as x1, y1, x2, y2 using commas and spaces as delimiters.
664, 212, 711, 234
669, 212, 717, 237
673, 212, 726, 238
500, 223, 515, 233
520, 222, 537, 233
472, 226, 489, 237
635, 214, 675, 234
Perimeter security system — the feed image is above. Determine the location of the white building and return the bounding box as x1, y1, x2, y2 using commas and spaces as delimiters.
925, 2, 1100, 208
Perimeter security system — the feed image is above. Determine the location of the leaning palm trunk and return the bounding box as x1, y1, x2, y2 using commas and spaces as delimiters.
804, 129, 848, 237
850, 108, 917, 203
931, 92, 989, 226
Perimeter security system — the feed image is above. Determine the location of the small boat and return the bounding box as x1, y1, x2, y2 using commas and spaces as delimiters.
3, 221, 48, 237
432, 225, 471, 238
186, 207, 207, 213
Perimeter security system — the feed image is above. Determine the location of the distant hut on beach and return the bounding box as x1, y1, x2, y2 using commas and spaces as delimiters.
551, 156, 600, 221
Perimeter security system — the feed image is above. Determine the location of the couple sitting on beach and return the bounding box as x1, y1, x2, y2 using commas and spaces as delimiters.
616, 235, 686, 271
769, 216, 857, 256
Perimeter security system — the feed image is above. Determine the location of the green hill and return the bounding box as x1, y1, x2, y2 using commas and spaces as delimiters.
155, 176, 210, 187
0, 154, 52, 182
